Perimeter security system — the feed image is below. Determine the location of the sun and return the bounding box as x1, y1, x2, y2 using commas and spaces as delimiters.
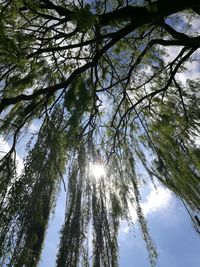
91, 163, 106, 179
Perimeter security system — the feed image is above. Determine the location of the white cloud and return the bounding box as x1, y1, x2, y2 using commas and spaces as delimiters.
177, 50, 200, 85
121, 184, 173, 234
169, 12, 200, 37
0, 136, 24, 175
141, 185, 172, 216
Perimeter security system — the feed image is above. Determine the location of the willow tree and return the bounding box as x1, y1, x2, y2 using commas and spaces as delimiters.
0, 0, 200, 266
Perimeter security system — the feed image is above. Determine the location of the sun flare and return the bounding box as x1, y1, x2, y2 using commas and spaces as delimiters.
91, 163, 106, 179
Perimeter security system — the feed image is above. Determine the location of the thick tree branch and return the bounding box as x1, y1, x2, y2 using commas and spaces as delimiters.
161, 22, 200, 48
2, 0, 200, 115
99, 0, 200, 26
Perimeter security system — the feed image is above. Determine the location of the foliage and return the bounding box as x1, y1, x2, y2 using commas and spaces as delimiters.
0, 0, 200, 266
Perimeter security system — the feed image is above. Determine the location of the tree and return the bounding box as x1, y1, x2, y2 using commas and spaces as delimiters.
0, 0, 200, 266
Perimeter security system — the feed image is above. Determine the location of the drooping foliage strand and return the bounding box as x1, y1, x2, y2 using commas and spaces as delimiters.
0, 0, 200, 266
0, 107, 67, 266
